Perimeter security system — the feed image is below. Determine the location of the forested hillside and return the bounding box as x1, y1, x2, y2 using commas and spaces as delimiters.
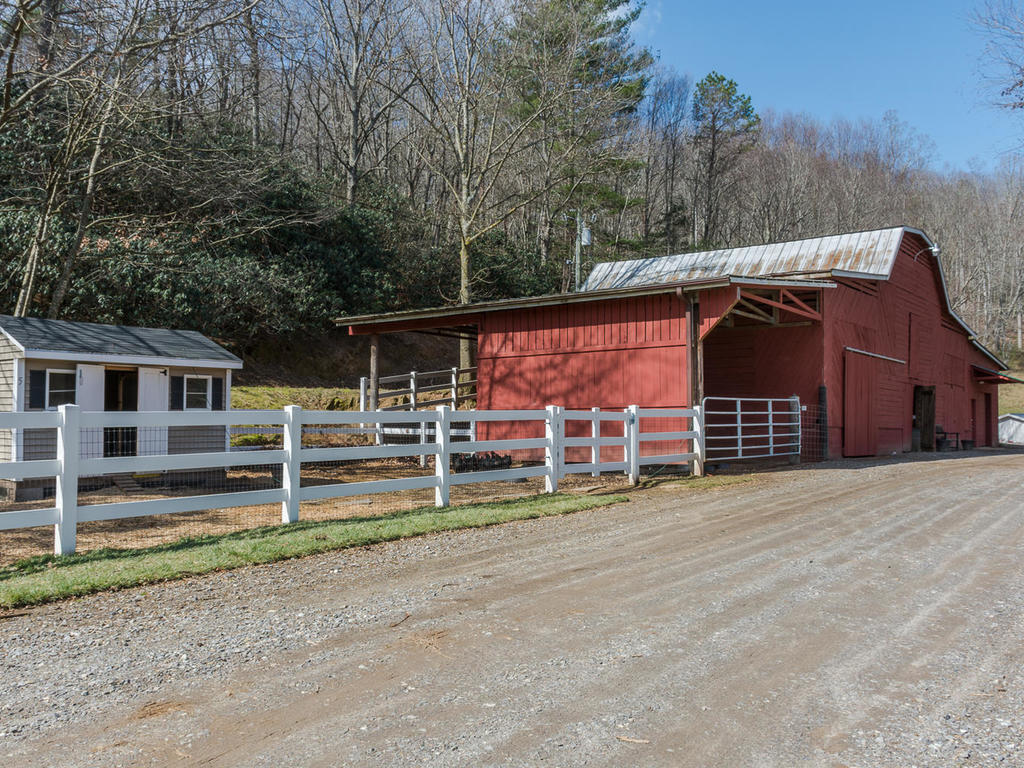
1, 0, 1022, 365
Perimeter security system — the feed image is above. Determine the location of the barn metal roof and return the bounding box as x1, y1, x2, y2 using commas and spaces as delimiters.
0, 315, 242, 368
583, 227, 908, 290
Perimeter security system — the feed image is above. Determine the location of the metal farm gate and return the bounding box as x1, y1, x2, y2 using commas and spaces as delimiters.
702, 396, 802, 463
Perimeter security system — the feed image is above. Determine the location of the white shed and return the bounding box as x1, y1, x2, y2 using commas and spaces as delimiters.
0, 315, 242, 500
999, 413, 1024, 446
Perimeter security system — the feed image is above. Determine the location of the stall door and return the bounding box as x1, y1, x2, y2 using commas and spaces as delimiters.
77, 364, 105, 459
138, 367, 169, 457
843, 351, 877, 457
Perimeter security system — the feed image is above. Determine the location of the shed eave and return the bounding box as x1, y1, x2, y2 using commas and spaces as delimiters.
339, 278, 741, 334
21, 349, 243, 369
340, 275, 838, 335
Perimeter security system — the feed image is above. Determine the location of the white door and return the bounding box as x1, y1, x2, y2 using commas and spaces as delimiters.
77, 364, 105, 459
138, 367, 169, 456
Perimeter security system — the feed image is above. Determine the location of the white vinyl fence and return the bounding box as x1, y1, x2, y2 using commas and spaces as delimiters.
0, 403, 703, 555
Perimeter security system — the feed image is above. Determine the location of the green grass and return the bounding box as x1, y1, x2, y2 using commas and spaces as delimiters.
1000, 371, 1024, 415
0, 493, 627, 609
231, 385, 361, 411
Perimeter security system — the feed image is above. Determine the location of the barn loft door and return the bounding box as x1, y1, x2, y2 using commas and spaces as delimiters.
843, 351, 877, 457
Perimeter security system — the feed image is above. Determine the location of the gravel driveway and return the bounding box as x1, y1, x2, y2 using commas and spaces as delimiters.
2, 451, 1024, 767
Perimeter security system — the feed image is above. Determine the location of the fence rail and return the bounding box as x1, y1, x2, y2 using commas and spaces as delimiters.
360, 367, 478, 414
701, 396, 802, 462
0, 401, 710, 555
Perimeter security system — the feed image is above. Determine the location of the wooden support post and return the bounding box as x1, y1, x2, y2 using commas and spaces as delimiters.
369, 334, 380, 410
818, 385, 828, 459
591, 407, 601, 477
281, 405, 302, 524
55, 404, 80, 555
686, 296, 703, 407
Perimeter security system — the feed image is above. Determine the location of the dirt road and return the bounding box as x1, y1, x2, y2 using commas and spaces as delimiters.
3, 452, 1024, 767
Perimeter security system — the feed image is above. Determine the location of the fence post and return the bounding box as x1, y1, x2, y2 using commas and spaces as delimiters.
435, 405, 451, 507
281, 405, 302, 524
54, 404, 80, 555
591, 407, 601, 477
359, 377, 367, 429
692, 404, 705, 477
450, 367, 458, 409
545, 405, 561, 493
626, 405, 640, 486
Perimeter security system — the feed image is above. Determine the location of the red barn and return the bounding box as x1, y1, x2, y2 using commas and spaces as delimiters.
344, 226, 1014, 458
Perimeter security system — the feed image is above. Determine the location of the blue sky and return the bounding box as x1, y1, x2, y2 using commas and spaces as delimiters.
633, 0, 1023, 172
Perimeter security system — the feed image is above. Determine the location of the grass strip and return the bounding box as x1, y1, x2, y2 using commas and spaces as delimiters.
0, 493, 627, 609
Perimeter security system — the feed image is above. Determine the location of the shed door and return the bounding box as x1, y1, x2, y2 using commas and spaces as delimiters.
843, 351, 877, 457
138, 367, 169, 457
77, 364, 105, 459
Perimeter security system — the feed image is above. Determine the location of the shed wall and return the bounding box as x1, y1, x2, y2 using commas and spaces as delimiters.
0, 335, 18, 461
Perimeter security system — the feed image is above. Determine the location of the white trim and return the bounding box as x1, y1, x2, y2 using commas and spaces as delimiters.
11, 357, 24, 461
45, 368, 77, 410
729, 276, 837, 289
844, 346, 906, 365
0, 325, 25, 352
184, 374, 212, 410
224, 369, 232, 452
21, 349, 242, 369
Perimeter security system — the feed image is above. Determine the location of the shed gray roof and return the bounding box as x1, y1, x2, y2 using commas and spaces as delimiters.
0, 315, 241, 368
583, 226, 910, 290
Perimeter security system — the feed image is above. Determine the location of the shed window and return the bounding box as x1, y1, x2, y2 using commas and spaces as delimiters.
184, 375, 212, 410
46, 370, 76, 409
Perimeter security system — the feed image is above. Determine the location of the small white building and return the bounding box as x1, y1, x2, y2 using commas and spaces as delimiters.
999, 413, 1024, 446
0, 315, 242, 499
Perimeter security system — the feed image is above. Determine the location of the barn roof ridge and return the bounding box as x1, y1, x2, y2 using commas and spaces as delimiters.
582, 226, 910, 291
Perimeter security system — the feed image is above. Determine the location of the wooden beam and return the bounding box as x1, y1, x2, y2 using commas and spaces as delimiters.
740, 289, 822, 322
735, 299, 777, 324
369, 334, 380, 411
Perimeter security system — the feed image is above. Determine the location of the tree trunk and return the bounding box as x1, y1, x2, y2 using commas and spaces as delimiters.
458, 236, 472, 373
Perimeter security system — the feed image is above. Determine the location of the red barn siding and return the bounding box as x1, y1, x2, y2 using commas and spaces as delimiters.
477, 295, 691, 461
824, 232, 998, 455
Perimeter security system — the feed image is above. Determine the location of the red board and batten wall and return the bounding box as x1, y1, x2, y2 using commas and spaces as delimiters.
822, 231, 998, 455
476, 295, 693, 459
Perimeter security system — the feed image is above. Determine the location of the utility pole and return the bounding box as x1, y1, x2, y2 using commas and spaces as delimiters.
574, 209, 582, 292
566, 209, 592, 292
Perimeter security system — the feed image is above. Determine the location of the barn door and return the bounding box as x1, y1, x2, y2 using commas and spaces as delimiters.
843, 351, 877, 457
914, 386, 936, 451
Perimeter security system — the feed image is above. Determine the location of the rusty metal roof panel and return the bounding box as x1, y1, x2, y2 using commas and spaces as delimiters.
583, 227, 906, 290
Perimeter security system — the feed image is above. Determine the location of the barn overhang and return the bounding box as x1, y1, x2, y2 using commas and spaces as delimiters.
338, 276, 835, 337
971, 365, 1024, 385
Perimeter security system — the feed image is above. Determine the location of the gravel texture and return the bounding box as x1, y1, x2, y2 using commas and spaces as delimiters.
2, 450, 1023, 767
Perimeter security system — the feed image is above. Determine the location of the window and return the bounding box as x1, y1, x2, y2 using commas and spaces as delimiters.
46, 369, 76, 409
184, 375, 211, 410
